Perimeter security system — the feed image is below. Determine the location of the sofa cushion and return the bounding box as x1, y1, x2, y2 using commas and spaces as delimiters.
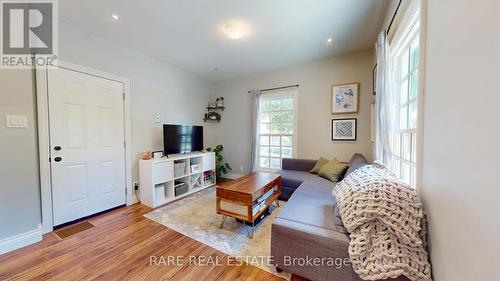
309, 157, 329, 174
277, 170, 333, 189
333, 204, 349, 234
318, 158, 348, 182
344, 153, 368, 178
276, 181, 337, 231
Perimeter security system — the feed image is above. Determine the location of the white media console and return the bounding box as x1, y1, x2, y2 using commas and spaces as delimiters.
139, 152, 216, 208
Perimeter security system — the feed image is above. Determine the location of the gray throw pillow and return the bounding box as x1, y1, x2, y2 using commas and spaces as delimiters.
343, 153, 368, 179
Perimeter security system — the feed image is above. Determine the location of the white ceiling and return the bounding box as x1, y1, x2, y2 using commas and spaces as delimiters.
59, 0, 390, 81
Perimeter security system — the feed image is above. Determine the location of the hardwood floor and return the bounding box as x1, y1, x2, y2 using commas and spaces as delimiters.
0, 183, 308, 281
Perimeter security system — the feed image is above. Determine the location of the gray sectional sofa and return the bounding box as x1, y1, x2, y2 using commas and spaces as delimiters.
271, 155, 409, 281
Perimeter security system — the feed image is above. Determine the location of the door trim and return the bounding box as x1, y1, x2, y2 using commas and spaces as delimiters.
36, 59, 133, 234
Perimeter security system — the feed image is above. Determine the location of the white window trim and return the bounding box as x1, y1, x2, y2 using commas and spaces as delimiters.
257, 89, 299, 172
389, 0, 424, 190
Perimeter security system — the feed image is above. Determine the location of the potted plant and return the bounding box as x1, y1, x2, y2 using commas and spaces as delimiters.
206, 144, 231, 180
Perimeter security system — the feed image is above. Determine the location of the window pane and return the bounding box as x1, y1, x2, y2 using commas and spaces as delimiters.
411, 133, 417, 162
409, 70, 419, 100
271, 99, 281, 111
392, 133, 401, 157
400, 79, 408, 105
260, 112, 270, 123
271, 124, 280, 134
260, 123, 270, 134
260, 157, 270, 168
403, 133, 411, 161
260, 99, 271, 112
270, 147, 281, 157
409, 101, 417, 129
271, 136, 280, 146
280, 123, 293, 134
270, 158, 281, 169
260, 136, 269, 146
282, 98, 293, 110
282, 147, 292, 158
260, 146, 269, 157
400, 106, 408, 130
400, 50, 409, 79
410, 165, 416, 187
410, 40, 419, 71
281, 136, 292, 147
392, 157, 401, 177
282, 110, 293, 122
271, 111, 282, 122
401, 163, 410, 185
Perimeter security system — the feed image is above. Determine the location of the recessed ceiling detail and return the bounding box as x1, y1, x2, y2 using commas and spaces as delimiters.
58, 0, 389, 81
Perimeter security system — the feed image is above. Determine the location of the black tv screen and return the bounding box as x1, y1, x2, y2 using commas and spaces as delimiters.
163, 124, 203, 154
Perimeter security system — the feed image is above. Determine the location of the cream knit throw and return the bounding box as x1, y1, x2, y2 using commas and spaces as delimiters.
333, 162, 432, 281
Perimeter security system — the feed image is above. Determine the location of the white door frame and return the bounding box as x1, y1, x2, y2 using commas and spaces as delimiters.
36, 59, 133, 234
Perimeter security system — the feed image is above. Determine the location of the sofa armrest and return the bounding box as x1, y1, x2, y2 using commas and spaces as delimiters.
282, 158, 317, 172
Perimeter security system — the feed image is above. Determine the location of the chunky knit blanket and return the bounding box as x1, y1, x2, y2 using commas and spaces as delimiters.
333, 162, 432, 281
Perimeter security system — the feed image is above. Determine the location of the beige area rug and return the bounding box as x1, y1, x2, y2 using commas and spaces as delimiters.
144, 187, 290, 280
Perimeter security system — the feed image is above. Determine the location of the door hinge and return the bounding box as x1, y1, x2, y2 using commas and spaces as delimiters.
124, 140, 126, 148
123, 93, 126, 100
125, 187, 128, 195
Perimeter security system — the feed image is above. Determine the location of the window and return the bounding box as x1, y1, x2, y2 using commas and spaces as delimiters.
390, 3, 420, 187
258, 90, 298, 170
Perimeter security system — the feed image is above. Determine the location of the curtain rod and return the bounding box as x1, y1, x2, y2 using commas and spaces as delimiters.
386, 0, 402, 35
248, 84, 299, 93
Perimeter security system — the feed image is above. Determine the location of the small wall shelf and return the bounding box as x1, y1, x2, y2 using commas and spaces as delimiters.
139, 152, 216, 208
203, 115, 221, 122
206, 106, 225, 111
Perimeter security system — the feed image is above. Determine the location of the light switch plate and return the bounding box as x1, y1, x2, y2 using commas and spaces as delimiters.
6, 115, 28, 128
155, 114, 161, 123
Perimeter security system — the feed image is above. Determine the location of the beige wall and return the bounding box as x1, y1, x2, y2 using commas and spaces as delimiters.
0, 20, 215, 243
0, 70, 41, 240
213, 51, 374, 175
58, 22, 216, 191
422, 0, 500, 280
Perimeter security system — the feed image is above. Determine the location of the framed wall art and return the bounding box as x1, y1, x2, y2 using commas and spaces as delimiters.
331, 83, 359, 114
331, 118, 357, 141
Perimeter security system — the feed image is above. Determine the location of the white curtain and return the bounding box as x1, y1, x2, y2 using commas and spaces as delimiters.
375, 32, 397, 165
249, 89, 262, 172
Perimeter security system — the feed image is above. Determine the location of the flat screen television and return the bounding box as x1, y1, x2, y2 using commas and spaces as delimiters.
163, 124, 203, 155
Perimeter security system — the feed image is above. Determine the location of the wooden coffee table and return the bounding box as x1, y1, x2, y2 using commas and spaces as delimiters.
216, 172, 281, 238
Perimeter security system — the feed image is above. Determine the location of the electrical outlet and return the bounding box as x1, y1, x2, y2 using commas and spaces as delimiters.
133, 182, 139, 190
155, 115, 161, 123
240, 166, 245, 172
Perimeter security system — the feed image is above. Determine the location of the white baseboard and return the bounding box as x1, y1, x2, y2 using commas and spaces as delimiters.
222, 173, 245, 180
0, 225, 42, 255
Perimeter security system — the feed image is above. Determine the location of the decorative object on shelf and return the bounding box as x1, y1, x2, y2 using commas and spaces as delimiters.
142, 151, 152, 160
332, 118, 357, 141
216, 96, 224, 107
204, 97, 225, 122
331, 83, 360, 114
204, 111, 221, 122
372, 64, 377, 95
152, 150, 164, 159
206, 144, 231, 180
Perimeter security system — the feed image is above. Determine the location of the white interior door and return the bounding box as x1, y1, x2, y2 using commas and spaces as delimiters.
48, 67, 126, 226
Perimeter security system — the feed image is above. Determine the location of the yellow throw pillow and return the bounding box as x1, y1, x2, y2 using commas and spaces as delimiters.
318, 158, 348, 182
309, 157, 329, 174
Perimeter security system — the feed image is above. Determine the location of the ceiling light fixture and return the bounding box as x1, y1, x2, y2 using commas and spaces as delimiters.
112, 14, 119, 20
223, 21, 249, 40
327, 38, 333, 43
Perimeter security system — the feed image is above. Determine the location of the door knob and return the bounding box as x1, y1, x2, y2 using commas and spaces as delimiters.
54, 157, 62, 162
54, 146, 62, 151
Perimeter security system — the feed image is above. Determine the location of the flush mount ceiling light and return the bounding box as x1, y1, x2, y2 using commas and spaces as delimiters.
112, 14, 119, 20
223, 21, 249, 40
327, 37, 333, 43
